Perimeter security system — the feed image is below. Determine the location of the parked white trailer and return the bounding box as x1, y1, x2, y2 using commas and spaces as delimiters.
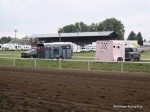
1, 43, 31, 51
112, 40, 139, 48
2, 43, 22, 50
72, 43, 81, 53
21, 45, 32, 50
84, 42, 96, 52
94, 40, 125, 62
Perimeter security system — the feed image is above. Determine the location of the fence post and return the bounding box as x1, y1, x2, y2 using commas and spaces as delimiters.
14, 58, 16, 66
121, 61, 124, 73
35, 59, 36, 67
88, 61, 90, 71
59, 59, 61, 69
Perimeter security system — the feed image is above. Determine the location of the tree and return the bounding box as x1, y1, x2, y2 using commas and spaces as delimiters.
127, 31, 136, 40
75, 22, 88, 32
58, 18, 125, 40
0, 36, 12, 44
88, 23, 98, 32
136, 32, 143, 46
59, 24, 76, 33
58, 22, 88, 33
97, 18, 125, 40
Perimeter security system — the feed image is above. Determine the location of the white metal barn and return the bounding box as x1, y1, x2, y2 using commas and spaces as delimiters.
94, 40, 125, 62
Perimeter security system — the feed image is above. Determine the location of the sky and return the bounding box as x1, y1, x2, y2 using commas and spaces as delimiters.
0, 0, 150, 40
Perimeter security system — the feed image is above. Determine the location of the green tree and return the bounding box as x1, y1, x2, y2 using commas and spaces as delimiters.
97, 18, 125, 40
136, 32, 143, 46
88, 23, 98, 32
58, 18, 125, 40
58, 22, 88, 33
0, 36, 12, 44
75, 22, 88, 32
127, 31, 136, 40
58, 24, 76, 33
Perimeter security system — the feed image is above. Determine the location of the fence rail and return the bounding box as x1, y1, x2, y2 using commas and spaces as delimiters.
0, 57, 150, 73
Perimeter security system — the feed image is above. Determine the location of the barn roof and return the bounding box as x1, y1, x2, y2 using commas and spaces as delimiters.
29, 31, 117, 38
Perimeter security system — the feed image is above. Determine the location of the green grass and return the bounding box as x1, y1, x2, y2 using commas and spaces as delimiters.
15, 59, 35, 67
0, 50, 150, 73
90, 62, 122, 72
0, 50, 150, 60
36, 60, 59, 68
73, 52, 95, 57
0, 58, 14, 66
0, 57, 150, 73
141, 51, 150, 59
0, 51, 22, 58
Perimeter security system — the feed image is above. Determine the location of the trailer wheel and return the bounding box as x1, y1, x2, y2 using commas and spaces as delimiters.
117, 57, 123, 61
59, 56, 63, 59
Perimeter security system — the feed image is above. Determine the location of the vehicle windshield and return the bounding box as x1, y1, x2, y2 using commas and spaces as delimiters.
125, 48, 134, 52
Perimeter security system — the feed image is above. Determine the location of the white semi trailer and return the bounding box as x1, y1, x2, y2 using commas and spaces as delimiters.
94, 40, 140, 62
94, 40, 125, 62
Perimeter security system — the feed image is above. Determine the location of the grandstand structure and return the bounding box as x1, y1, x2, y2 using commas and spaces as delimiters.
29, 31, 118, 46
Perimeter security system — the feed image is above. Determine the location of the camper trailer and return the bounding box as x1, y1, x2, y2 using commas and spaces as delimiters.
21, 45, 32, 50
113, 40, 139, 47
72, 43, 81, 53
2, 43, 22, 50
2, 43, 31, 51
84, 42, 96, 52
95, 40, 125, 62
37, 42, 73, 59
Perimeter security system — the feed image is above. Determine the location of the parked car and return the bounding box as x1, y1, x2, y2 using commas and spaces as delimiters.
21, 49, 37, 58
125, 47, 140, 61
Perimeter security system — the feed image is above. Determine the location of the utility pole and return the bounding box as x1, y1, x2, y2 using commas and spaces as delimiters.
14, 30, 17, 38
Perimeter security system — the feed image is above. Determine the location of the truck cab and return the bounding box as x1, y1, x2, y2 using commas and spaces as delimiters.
125, 47, 140, 61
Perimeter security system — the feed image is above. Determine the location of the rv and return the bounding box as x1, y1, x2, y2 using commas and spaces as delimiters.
2, 43, 22, 50
72, 43, 81, 53
84, 42, 96, 52
21, 45, 32, 50
37, 42, 73, 59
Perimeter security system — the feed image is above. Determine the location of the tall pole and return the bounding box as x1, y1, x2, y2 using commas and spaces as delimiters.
58, 28, 62, 42
14, 30, 17, 38
59, 33, 61, 42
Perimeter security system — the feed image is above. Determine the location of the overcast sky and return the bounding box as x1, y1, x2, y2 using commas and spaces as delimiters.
0, 0, 150, 40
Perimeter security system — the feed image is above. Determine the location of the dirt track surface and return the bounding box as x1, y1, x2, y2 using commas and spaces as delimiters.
0, 66, 150, 112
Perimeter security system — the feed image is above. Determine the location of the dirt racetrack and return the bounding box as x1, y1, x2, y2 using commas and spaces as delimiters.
0, 66, 150, 112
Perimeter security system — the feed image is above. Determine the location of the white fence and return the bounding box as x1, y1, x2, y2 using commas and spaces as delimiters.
0, 57, 150, 73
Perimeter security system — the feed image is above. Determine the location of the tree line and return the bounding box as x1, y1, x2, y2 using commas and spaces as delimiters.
58, 18, 147, 45
127, 31, 144, 46
0, 36, 31, 45
58, 18, 125, 40
0, 36, 12, 44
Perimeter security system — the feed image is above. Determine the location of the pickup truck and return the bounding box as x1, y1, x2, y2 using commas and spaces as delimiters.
125, 47, 140, 61
21, 49, 37, 58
